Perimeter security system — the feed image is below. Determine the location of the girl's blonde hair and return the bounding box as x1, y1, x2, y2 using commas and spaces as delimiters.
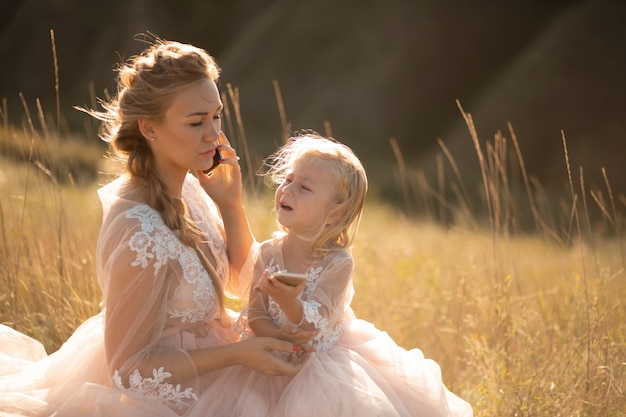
82, 38, 224, 312
262, 133, 368, 258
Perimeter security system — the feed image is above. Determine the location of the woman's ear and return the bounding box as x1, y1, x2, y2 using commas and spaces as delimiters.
138, 118, 156, 141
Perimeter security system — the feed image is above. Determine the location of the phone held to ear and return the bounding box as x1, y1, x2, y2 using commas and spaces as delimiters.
273, 271, 307, 286
202, 149, 222, 174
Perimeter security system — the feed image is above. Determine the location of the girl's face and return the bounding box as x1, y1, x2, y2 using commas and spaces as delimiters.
147, 78, 223, 180
275, 156, 338, 237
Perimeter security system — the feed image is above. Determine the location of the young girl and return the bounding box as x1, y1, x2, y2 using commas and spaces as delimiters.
241, 133, 474, 417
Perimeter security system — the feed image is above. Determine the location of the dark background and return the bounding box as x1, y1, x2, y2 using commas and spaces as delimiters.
1, 0, 625, 204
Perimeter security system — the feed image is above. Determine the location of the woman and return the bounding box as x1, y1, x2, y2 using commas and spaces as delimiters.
0, 38, 314, 416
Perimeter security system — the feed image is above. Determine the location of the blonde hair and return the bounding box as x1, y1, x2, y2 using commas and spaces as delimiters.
262, 133, 368, 258
82, 38, 224, 312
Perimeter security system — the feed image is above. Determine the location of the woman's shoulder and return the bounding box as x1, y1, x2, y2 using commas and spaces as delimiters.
98, 178, 167, 240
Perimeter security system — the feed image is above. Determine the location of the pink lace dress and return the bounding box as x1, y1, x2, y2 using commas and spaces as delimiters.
229, 236, 474, 417
0, 174, 254, 416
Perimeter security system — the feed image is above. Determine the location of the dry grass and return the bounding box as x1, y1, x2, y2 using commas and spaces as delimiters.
1, 90, 624, 417
0, 155, 102, 348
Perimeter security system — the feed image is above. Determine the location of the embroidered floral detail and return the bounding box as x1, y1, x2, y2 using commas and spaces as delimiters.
113, 367, 197, 410
267, 258, 281, 276
301, 299, 344, 352
125, 205, 218, 323
266, 260, 343, 352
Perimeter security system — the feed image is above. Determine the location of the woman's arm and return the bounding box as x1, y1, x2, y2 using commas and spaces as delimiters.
219, 201, 254, 273
100, 214, 297, 392
105, 254, 303, 385
196, 139, 254, 281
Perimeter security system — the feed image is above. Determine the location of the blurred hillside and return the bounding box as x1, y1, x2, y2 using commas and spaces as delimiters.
1, 0, 625, 198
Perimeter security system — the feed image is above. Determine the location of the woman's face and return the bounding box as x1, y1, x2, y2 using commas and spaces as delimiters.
148, 78, 223, 181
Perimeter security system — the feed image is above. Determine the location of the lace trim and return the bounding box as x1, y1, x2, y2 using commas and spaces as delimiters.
125, 205, 218, 323
113, 368, 198, 410
181, 177, 229, 280
301, 300, 344, 352
266, 261, 343, 352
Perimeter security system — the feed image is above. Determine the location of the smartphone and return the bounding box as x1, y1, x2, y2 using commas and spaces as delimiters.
273, 271, 307, 286
202, 149, 223, 174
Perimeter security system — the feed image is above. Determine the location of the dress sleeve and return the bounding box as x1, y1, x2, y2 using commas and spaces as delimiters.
97, 206, 201, 407
299, 252, 354, 334
235, 243, 271, 336
249, 243, 272, 309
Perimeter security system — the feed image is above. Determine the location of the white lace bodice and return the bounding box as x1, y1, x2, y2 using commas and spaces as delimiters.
97, 174, 234, 411
125, 204, 220, 324
266, 262, 346, 352
247, 236, 355, 353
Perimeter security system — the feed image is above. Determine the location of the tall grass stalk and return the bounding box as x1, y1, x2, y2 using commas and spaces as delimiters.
1, 70, 624, 415
388, 101, 625, 415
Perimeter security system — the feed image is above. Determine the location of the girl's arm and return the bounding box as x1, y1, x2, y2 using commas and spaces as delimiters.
253, 254, 354, 336
247, 269, 317, 344
247, 269, 277, 338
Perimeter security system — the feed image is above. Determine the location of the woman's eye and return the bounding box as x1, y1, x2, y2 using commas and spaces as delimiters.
214, 113, 222, 120
190, 121, 203, 127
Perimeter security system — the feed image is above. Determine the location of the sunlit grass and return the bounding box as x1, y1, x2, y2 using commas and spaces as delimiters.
0, 155, 102, 349
1, 87, 624, 416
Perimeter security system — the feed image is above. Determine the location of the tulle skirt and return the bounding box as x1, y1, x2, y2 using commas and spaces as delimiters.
0, 312, 240, 417
189, 318, 473, 417
0, 315, 472, 417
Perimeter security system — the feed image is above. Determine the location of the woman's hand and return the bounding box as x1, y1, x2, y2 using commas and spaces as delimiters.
196, 131, 243, 209
233, 337, 310, 375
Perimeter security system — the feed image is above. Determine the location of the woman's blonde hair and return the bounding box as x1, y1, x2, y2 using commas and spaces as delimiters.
262, 133, 368, 258
83, 38, 224, 312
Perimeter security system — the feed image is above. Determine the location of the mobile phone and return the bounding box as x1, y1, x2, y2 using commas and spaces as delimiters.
202, 149, 222, 174
273, 271, 307, 286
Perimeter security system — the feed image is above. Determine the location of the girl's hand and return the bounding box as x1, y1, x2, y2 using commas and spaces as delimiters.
254, 269, 307, 325
276, 323, 318, 345
196, 131, 243, 209
255, 270, 306, 305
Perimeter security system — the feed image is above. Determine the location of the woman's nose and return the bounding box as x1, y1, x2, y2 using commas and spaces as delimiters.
203, 125, 220, 142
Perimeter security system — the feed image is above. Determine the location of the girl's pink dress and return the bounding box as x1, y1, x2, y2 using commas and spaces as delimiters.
227, 235, 474, 417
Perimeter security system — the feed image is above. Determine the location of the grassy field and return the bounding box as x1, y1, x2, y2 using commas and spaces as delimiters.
0, 102, 624, 416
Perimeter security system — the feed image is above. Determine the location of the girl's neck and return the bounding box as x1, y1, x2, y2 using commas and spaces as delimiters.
282, 233, 316, 273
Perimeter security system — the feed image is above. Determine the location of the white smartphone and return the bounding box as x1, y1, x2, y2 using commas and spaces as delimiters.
273, 271, 307, 286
